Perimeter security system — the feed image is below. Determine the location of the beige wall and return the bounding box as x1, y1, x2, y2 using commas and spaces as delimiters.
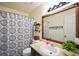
29, 3, 45, 39
0, 5, 29, 16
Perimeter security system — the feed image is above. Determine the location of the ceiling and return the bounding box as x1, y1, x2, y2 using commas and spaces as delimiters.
0, 2, 43, 13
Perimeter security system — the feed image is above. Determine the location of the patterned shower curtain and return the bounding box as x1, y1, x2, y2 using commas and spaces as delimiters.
0, 11, 33, 56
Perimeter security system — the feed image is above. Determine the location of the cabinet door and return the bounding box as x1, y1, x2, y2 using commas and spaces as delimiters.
64, 8, 76, 40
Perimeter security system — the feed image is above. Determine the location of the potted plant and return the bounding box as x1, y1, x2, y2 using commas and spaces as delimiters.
62, 40, 79, 53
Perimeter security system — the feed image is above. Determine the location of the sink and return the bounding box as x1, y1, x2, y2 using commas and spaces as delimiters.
40, 44, 63, 56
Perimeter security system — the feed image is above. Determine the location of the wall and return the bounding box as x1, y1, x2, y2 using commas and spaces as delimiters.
0, 5, 29, 16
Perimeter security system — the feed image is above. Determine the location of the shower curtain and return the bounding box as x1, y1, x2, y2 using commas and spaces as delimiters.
0, 11, 33, 56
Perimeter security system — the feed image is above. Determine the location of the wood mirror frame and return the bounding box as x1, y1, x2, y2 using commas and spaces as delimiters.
42, 3, 79, 44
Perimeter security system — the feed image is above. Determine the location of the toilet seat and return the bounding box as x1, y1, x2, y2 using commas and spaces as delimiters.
23, 48, 31, 56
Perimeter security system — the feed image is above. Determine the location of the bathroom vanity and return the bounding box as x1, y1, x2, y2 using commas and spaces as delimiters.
30, 40, 79, 56
31, 45, 41, 56
30, 40, 65, 56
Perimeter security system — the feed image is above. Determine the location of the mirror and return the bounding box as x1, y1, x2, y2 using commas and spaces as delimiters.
42, 4, 77, 43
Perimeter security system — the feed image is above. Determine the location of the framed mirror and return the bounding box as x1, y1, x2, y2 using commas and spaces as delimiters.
42, 3, 79, 43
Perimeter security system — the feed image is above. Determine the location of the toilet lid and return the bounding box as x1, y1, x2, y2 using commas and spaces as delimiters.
23, 48, 31, 54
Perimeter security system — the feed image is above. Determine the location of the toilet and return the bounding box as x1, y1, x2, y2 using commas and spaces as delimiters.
23, 48, 31, 56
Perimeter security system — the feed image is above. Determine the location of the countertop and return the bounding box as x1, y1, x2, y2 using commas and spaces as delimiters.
30, 41, 65, 56
31, 40, 79, 56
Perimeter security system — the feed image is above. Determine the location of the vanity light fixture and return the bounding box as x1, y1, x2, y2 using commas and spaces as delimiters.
47, 2, 70, 12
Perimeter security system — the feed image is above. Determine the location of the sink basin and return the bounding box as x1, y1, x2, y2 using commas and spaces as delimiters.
40, 44, 62, 56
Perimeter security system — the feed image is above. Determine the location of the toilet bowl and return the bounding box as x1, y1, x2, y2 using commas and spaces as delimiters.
23, 48, 31, 56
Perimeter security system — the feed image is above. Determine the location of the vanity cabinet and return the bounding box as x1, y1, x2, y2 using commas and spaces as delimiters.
31, 47, 41, 56
42, 3, 79, 43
